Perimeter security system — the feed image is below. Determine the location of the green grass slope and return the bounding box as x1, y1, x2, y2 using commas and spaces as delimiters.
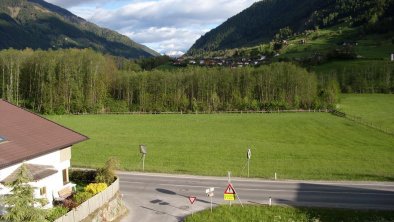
339, 94, 394, 132
187, 0, 394, 55
184, 205, 394, 222
48, 113, 394, 181
278, 26, 394, 61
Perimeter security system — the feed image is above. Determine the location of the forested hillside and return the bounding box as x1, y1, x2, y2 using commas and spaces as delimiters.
0, 49, 340, 114
188, 0, 394, 55
0, 0, 159, 58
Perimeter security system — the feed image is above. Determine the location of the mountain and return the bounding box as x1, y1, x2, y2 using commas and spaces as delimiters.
0, 0, 160, 58
187, 0, 394, 55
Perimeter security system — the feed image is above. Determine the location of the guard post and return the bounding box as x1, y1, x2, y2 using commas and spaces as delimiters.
139, 144, 147, 171
247, 148, 251, 177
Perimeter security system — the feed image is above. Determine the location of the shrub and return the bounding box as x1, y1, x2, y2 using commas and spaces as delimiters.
95, 158, 119, 184
62, 199, 78, 210
70, 170, 96, 184
73, 191, 93, 205
84, 183, 108, 195
46, 206, 68, 221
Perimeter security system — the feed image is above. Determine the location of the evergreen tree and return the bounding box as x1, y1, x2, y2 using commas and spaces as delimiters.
2, 164, 48, 222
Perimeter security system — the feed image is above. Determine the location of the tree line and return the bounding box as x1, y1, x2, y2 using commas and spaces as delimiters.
0, 49, 339, 114
316, 61, 394, 94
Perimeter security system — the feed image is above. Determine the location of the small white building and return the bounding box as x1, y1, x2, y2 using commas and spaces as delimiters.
0, 99, 88, 210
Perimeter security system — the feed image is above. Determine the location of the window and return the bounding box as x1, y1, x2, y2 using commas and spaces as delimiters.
40, 187, 47, 196
62, 169, 69, 185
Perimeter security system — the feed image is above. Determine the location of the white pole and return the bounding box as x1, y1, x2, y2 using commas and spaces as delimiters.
228, 171, 232, 206
247, 159, 250, 178
142, 154, 145, 172
269, 197, 272, 206
210, 196, 213, 212
275, 172, 277, 180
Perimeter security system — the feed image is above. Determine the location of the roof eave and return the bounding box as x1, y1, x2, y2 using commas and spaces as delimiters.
0, 137, 88, 170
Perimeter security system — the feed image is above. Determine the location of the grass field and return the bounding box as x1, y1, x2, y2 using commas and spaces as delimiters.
48, 112, 394, 181
184, 205, 394, 222
339, 94, 394, 132
275, 25, 394, 61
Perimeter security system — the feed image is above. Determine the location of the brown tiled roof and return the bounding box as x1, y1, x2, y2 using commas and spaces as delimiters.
0, 100, 88, 169
1, 163, 58, 184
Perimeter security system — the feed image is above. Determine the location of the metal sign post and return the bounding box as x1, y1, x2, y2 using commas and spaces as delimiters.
205, 187, 214, 212
188, 196, 196, 216
247, 148, 251, 177
224, 171, 244, 208
139, 144, 147, 171
227, 171, 232, 206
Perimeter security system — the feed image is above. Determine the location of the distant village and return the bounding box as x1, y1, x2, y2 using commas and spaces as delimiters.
173, 55, 270, 68
172, 37, 394, 68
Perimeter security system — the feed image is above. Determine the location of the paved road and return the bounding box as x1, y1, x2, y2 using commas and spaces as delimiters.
118, 172, 394, 222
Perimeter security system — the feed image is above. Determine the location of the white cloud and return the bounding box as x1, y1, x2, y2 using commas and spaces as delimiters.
46, 0, 107, 8
124, 26, 201, 49
45, 0, 257, 54
88, 0, 256, 29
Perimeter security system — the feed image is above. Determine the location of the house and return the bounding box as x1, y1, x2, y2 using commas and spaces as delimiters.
0, 100, 88, 210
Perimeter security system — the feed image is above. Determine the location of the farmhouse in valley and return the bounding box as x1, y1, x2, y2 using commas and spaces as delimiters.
0, 99, 88, 212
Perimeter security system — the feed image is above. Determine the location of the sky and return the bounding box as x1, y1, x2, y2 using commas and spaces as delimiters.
45, 0, 257, 56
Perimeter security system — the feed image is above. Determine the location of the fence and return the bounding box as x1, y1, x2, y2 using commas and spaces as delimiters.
73, 109, 330, 115
54, 178, 119, 222
330, 110, 394, 136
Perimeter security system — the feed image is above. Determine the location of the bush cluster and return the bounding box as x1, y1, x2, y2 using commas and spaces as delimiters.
73, 192, 94, 205
84, 183, 108, 195
46, 206, 68, 221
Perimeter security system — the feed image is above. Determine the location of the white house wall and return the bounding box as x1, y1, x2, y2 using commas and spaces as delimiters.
0, 147, 72, 204
32, 172, 62, 205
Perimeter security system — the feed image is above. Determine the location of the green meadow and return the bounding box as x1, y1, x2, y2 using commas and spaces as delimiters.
277, 25, 394, 60
48, 112, 394, 181
184, 205, 394, 222
339, 94, 394, 132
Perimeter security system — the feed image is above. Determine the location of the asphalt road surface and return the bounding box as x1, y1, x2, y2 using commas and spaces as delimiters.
118, 172, 394, 222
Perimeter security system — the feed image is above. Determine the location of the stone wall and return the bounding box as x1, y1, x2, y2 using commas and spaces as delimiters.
82, 193, 127, 222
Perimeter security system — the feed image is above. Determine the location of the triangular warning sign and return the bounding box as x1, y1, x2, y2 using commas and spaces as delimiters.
188, 196, 196, 204
224, 183, 236, 194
